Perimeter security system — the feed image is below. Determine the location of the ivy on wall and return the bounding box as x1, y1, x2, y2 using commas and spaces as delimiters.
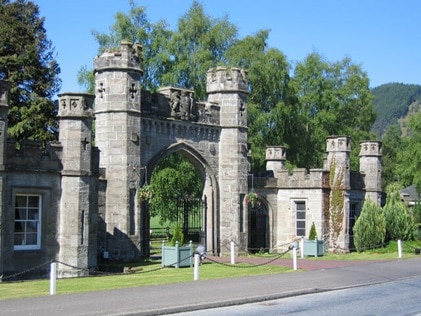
327, 158, 345, 250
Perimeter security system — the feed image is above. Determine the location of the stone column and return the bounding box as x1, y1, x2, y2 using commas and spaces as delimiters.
266, 146, 287, 174
325, 136, 351, 252
93, 41, 143, 259
359, 141, 382, 205
57, 93, 97, 277
0, 80, 10, 277
206, 67, 249, 254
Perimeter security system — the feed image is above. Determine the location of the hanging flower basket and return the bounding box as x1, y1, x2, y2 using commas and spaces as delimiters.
245, 191, 261, 208
138, 184, 153, 202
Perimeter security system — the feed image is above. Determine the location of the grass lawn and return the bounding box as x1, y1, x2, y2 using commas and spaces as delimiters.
1, 240, 420, 301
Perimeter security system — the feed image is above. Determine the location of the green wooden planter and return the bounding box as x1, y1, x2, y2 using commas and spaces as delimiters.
161, 241, 193, 268
303, 239, 325, 257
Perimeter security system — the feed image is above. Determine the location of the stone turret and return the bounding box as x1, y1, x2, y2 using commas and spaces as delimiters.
266, 146, 287, 174
325, 136, 351, 252
359, 141, 382, 205
206, 67, 249, 253
57, 93, 98, 277
93, 41, 143, 259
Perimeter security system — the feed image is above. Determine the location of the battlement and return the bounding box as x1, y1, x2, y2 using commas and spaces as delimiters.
93, 41, 142, 74
275, 168, 326, 188
57, 93, 95, 118
6, 139, 62, 171
206, 67, 248, 93
326, 136, 351, 152
359, 141, 382, 157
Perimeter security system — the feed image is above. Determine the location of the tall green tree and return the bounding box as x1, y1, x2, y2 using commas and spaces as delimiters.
397, 112, 421, 193
148, 153, 203, 224
78, 0, 172, 93
353, 198, 386, 252
381, 124, 403, 189
290, 53, 376, 170
383, 183, 416, 241
0, 0, 61, 143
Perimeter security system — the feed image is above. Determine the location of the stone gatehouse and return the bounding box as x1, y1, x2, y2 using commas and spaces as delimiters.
0, 41, 382, 278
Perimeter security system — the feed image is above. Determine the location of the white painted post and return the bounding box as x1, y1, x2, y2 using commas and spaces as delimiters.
293, 246, 297, 270
230, 241, 235, 265
193, 254, 200, 281
398, 239, 403, 258
50, 262, 57, 295
300, 237, 304, 259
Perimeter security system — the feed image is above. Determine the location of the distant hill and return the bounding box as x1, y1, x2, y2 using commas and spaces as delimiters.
371, 83, 421, 137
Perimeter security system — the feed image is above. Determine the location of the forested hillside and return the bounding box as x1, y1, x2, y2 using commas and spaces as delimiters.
371, 83, 421, 137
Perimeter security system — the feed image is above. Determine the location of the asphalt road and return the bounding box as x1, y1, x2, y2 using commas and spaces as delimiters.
0, 257, 420, 315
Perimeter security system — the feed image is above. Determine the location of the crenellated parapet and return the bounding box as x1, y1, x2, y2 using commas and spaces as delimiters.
5, 139, 62, 171
58, 93, 95, 118
275, 168, 325, 188
206, 67, 248, 93
94, 41, 142, 74
359, 141, 382, 157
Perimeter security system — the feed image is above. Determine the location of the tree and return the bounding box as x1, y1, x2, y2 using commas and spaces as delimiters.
290, 53, 376, 170
383, 183, 416, 241
381, 124, 403, 189
397, 112, 421, 193
353, 198, 386, 252
148, 152, 203, 225
0, 0, 61, 143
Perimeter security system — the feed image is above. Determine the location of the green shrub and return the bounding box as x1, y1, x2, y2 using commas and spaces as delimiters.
308, 222, 318, 240
353, 198, 386, 252
383, 183, 416, 241
170, 223, 184, 246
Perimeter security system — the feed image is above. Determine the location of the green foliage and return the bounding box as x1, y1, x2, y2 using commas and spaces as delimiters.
0, 0, 61, 143
82, 1, 376, 172
381, 124, 403, 189
149, 152, 202, 224
371, 83, 421, 137
383, 183, 416, 241
353, 198, 386, 252
169, 223, 184, 246
308, 222, 318, 240
397, 112, 421, 193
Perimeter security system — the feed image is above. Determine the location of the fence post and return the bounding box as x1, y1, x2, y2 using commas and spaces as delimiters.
398, 239, 403, 258
50, 262, 57, 295
230, 241, 235, 265
193, 254, 200, 281
293, 246, 297, 270
300, 237, 304, 259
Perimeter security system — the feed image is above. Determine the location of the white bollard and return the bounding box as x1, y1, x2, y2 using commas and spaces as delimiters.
230, 241, 235, 265
50, 262, 57, 295
300, 237, 304, 259
293, 246, 297, 270
193, 254, 200, 281
398, 239, 403, 258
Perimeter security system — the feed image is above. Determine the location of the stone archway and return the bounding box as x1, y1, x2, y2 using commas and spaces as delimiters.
94, 42, 249, 260
141, 142, 219, 256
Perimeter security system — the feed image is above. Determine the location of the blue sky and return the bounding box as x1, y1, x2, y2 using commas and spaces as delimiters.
33, 0, 421, 94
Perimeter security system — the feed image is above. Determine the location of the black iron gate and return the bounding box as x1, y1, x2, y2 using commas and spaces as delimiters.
175, 198, 203, 242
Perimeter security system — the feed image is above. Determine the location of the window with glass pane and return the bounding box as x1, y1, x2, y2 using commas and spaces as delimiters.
14, 194, 41, 250
295, 201, 306, 236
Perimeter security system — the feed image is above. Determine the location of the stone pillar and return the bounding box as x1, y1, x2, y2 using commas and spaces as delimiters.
0, 80, 10, 277
265, 146, 287, 174
206, 67, 249, 254
359, 141, 382, 205
57, 93, 97, 277
325, 136, 351, 252
93, 41, 143, 259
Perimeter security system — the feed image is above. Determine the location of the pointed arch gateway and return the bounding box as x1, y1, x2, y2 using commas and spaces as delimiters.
141, 142, 220, 256
94, 42, 249, 260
